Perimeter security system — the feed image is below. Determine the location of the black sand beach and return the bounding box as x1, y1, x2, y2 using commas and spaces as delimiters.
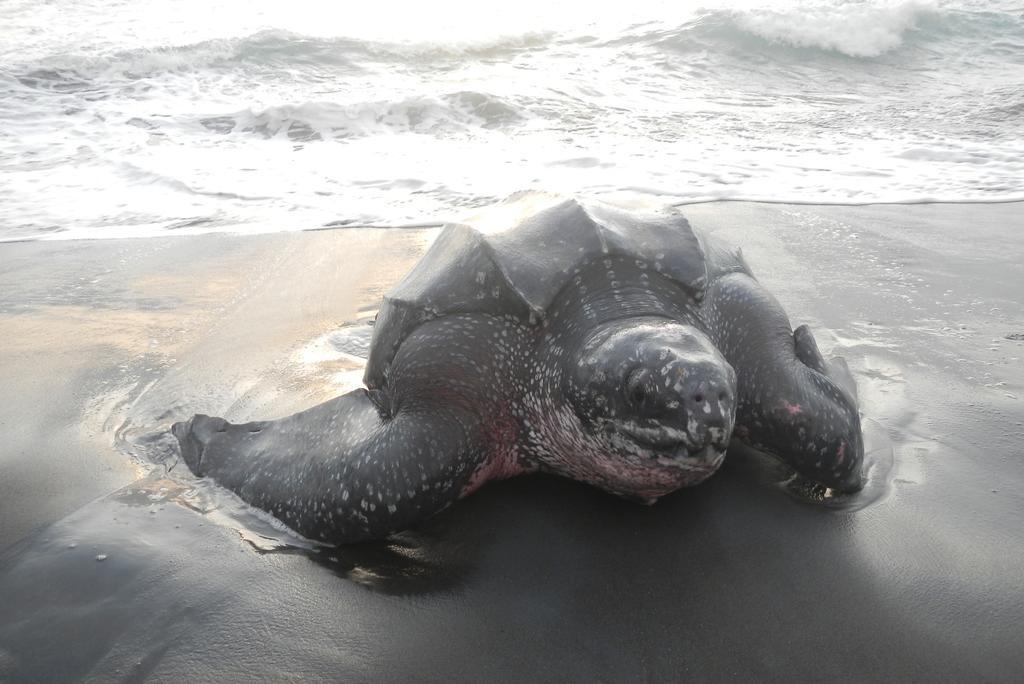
1, 201, 1022, 681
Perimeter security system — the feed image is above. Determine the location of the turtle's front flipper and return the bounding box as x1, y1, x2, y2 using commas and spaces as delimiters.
701, 273, 864, 492
172, 390, 488, 544
794, 323, 857, 403
173, 314, 528, 544
793, 323, 829, 374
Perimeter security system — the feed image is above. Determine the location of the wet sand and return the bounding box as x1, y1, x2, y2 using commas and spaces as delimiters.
1, 202, 1022, 681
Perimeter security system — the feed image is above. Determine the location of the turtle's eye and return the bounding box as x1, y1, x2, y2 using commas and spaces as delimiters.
626, 368, 647, 407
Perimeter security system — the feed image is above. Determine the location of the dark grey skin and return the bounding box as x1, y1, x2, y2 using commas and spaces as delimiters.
174, 198, 863, 544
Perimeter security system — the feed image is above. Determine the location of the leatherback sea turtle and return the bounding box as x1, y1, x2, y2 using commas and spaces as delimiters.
173, 197, 863, 544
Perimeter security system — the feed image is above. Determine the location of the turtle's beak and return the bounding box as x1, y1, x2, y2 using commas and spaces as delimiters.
669, 359, 737, 452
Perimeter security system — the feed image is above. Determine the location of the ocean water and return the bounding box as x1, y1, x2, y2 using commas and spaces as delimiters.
1, 0, 1021, 241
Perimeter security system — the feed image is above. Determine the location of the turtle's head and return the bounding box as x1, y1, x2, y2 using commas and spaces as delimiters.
564, 318, 737, 501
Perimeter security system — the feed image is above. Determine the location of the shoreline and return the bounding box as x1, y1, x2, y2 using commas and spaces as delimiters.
2, 198, 1023, 246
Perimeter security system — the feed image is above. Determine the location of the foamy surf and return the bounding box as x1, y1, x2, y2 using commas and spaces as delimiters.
1, 0, 1021, 241
731, 0, 930, 57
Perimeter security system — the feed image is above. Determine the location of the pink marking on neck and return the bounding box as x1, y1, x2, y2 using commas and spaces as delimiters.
459, 410, 531, 498
460, 449, 529, 498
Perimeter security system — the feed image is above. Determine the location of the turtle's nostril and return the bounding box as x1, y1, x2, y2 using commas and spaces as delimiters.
719, 391, 728, 402
693, 393, 704, 403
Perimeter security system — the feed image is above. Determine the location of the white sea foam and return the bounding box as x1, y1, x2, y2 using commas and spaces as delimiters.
732, 1, 932, 57
0, 0, 1021, 241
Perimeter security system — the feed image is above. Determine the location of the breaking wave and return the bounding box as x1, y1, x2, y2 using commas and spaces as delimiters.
7, 29, 556, 85
728, 1, 930, 57
632, 1, 1022, 59
195, 92, 525, 141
